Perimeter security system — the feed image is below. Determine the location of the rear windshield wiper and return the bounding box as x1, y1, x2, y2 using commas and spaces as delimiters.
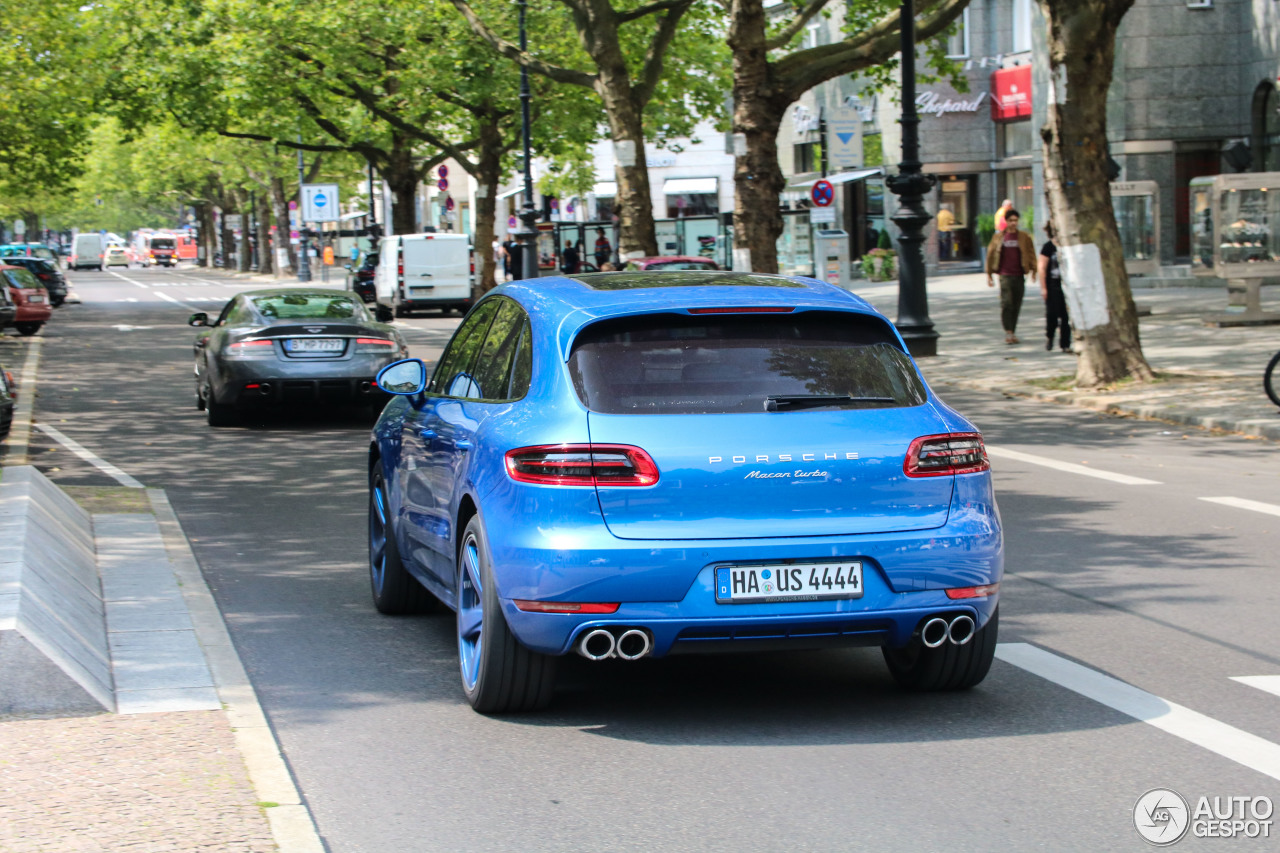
764, 394, 896, 411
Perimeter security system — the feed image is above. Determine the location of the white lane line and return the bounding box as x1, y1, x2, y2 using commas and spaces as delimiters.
35, 423, 144, 489
107, 270, 149, 290
985, 446, 1162, 485
1199, 497, 1280, 519
6, 338, 43, 464
997, 643, 1280, 782
1231, 676, 1280, 699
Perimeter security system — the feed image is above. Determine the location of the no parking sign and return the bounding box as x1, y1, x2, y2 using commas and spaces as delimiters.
811, 179, 834, 207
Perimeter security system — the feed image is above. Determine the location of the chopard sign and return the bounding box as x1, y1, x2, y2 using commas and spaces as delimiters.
916, 91, 988, 117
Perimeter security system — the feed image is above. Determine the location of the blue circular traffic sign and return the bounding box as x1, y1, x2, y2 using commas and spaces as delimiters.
314, 192, 328, 208
811, 180, 834, 207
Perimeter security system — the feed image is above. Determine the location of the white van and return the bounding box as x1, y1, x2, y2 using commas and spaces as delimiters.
374, 233, 473, 318
70, 233, 105, 271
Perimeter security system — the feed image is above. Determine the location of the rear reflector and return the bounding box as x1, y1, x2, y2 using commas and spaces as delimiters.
687, 306, 795, 314
513, 600, 620, 614
244, 383, 260, 389
505, 444, 659, 487
904, 432, 989, 477
945, 583, 1000, 600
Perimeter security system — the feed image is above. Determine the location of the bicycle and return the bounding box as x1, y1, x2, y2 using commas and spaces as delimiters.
1267, 350, 1280, 409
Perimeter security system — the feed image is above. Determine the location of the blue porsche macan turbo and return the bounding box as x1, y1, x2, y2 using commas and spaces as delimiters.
368, 271, 1002, 713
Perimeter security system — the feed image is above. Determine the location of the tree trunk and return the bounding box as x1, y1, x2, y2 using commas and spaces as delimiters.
235, 190, 252, 273
474, 123, 503, 294
601, 93, 658, 259
729, 0, 785, 273
270, 176, 296, 274
256, 197, 274, 276
381, 138, 420, 236
194, 202, 212, 267
1041, 0, 1153, 386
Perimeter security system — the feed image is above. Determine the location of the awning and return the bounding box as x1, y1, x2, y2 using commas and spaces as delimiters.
664, 177, 718, 194
339, 210, 368, 222
788, 167, 884, 190
991, 65, 1032, 122
497, 186, 524, 200
592, 181, 617, 196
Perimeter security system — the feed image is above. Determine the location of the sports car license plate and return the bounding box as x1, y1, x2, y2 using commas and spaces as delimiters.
715, 562, 863, 603
286, 338, 343, 352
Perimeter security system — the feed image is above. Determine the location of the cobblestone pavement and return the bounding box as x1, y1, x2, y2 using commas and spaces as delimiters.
0, 711, 276, 853
856, 274, 1280, 441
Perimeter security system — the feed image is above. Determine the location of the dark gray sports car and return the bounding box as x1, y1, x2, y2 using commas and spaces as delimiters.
191, 289, 409, 426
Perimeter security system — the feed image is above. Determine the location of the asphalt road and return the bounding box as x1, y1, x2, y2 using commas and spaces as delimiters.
5, 265, 1280, 851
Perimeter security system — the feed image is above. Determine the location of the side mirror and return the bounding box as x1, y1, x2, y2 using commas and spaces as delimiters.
188, 312, 209, 327
376, 359, 428, 395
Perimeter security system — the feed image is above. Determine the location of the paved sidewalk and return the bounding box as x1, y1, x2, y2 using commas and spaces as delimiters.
855, 274, 1280, 441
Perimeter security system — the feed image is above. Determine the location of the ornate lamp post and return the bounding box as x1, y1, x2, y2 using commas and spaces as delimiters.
886, 0, 938, 356
296, 138, 312, 283
514, 0, 540, 280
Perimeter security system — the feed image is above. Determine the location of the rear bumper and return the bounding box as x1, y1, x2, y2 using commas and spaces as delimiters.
226, 376, 388, 406
15, 304, 52, 323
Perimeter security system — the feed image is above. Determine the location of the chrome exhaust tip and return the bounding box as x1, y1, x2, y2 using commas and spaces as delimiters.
258, 383, 272, 395
920, 617, 950, 649
578, 628, 616, 661
947, 615, 975, 646
616, 629, 651, 661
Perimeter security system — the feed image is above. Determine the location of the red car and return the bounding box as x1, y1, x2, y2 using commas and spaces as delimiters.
2, 264, 52, 336
623, 256, 720, 271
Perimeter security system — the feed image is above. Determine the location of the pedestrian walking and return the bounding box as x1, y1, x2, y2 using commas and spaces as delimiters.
994, 198, 1014, 233
561, 240, 580, 275
593, 228, 612, 268
504, 238, 523, 280
492, 237, 506, 279
984, 208, 1036, 345
1038, 224, 1071, 352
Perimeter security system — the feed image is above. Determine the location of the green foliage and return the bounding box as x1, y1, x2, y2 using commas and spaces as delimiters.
877, 228, 893, 250
863, 133, 883, 167
976, 213, 995, 248
860, 247, 895, 281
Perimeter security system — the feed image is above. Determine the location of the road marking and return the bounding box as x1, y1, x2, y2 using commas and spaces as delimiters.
1199, 496, 1280, 519
997, 643, 1280, 782
1231, 676, 1280, 699
108, 270, 149, 289
153, 291, 201, 311
6, 338, 43, 465
985, 446, 1162, 485
35, 423, 144, 488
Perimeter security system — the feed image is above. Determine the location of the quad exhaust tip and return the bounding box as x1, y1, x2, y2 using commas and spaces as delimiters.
920, 614, 976, 648
576, 627, 652, 661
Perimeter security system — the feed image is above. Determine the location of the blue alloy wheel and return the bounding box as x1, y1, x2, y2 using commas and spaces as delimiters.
456, 516, 557, 713
367, 466, 438, 615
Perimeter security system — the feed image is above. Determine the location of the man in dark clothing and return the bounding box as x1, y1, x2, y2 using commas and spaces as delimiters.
593, 228, 612, 269
1038, 224, 1071, 352
984, 209, 1037, 344
504, 238, 524, 280
561, 240, 580, 275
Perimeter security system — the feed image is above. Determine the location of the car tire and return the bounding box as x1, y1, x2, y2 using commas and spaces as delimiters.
457, 515, 557, 713
15, 322, 43, 336
882, 607, 998, 691
368, 466, 439, 615
204, 384, 238, 427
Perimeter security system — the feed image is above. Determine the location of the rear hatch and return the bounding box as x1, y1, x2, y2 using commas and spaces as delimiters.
570, 310, 954, 540
403, 237, 468, 298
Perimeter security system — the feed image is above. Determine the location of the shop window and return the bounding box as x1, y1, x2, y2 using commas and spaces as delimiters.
1261, 84, 1280, 172
1011, 0, 1033, 53
999, 120, 1035, 159
596, 196, 617, 221
794, 142, 819, 174
945, 9, 970, 59
666, 194, 719, 218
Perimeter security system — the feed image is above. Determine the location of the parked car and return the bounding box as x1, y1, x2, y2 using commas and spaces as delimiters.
374, 233, 471, 318
0, 279, 16, 330
0, 363, 16, 441
346, 252, 379, 303
1, 243, 61, 268
104, 245, 131, 268
2, 257, 67, 306
624, 256, 720, 272
190, 288, 409, 427
367, 270, 1002, 713
1, 264, 52, 336
71, 233, 105, 270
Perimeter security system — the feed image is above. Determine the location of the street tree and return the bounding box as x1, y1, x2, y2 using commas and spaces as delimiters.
726, 0, 968, 273
449, 0, 726, 260
1038, 0, 1153, 386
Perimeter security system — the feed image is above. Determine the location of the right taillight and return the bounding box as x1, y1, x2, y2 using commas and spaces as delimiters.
904, 432, 989, 477
505, 444, 659, 487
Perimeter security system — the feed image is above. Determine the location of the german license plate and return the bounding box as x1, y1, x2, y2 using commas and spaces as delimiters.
286, 338, 342, 352
28, 295, 45, 303
715, 562, 863, 604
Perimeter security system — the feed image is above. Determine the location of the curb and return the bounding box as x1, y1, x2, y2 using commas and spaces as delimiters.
944, 377, 1280, 442
148, 489, 326, 853
6, 338, 42, 465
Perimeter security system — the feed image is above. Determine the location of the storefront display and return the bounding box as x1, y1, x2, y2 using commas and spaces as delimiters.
777, 211, 814, 278
1191, 173, 1280, 278
1110, 181, 1160, 276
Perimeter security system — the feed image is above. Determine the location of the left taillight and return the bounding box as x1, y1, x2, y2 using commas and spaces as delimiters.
4, 370, 16, 399
227, 339, 275, 356
904, 432, 989, 477
505, 444, 659, 487
355, 337, 397, 353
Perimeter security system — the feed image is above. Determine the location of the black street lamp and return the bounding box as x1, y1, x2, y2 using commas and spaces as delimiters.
296, 137, 312, 283
886, 0, 939, 357
514, 0, 540, 280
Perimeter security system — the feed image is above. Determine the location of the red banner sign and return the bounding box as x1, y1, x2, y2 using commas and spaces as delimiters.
991, 65, 1032, 123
